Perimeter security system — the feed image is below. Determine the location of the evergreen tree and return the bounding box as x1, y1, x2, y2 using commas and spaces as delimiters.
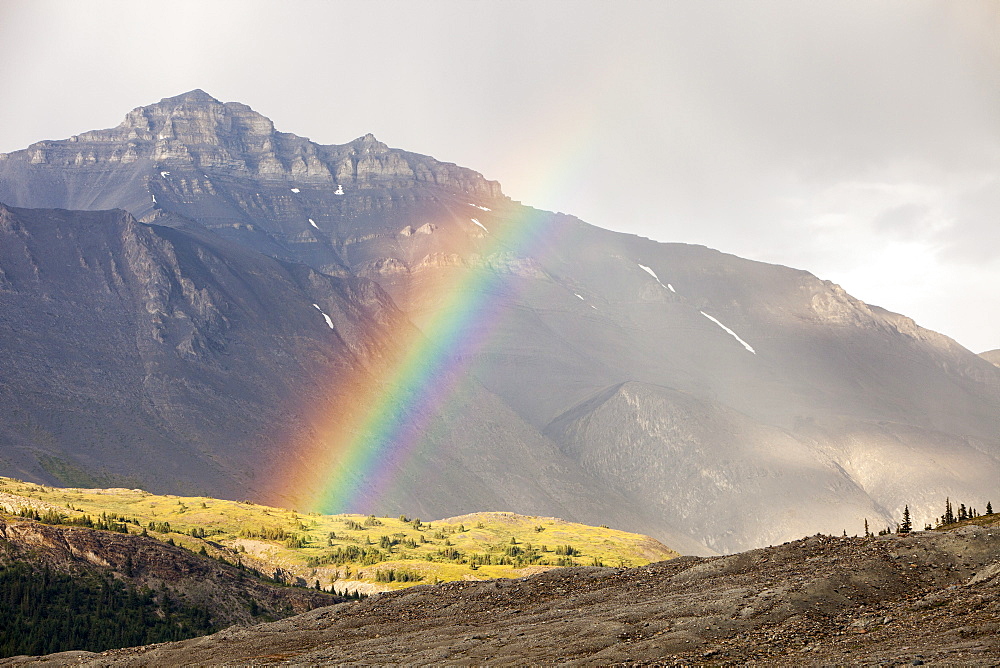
958, 503, 968, 522
864, 518, 870, 538
0, 563, 215, 658
900, 505, 912, 533
987, 501, 993, 515
942, 497, 955, 525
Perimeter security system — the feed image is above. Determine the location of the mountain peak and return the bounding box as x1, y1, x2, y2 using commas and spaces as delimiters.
116, 89, 276, 143
348, 132, 389, 153
0, 92, 505, 202
156, 89, 222, 106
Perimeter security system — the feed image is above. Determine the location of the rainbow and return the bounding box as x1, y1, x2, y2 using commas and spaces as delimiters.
275, 203, 573, 514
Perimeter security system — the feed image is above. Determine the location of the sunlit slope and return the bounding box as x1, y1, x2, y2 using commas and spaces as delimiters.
0, 478, 677, 592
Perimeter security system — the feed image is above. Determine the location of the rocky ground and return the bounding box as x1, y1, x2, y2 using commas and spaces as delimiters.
6, 519, 998, 666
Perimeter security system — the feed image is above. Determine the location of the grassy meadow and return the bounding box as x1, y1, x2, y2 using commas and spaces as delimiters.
0, 478, 678, 593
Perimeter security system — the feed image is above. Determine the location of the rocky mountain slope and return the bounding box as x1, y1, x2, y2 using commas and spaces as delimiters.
9, 518, 999, 666
0, 201, 409, 501
0, 202, 680, 550
1, 91, 998, 554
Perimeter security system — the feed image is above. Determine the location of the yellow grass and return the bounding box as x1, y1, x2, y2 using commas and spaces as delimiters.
0, 477, 678, 592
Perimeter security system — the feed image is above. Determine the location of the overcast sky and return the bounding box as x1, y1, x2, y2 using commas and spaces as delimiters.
1, 0, 997, 351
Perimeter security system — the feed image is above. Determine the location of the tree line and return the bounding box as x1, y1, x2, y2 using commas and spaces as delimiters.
864, 497, 993, 537
0, 562, 215, 658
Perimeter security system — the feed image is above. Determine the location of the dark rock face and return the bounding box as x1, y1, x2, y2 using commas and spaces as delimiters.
15, 521, 999, 666
0, 202, 408, 501
1, 91, 999, 554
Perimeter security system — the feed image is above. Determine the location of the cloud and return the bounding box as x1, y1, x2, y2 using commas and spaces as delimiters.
0, 0, 996, 350
937, 176, 1000, 264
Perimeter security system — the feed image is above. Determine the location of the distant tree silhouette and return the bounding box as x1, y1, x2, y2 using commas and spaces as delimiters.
899, 505, 912, 534
941, 497, 956, 526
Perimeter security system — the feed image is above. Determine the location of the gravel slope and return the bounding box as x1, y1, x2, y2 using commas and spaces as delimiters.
9, 520, 998, 666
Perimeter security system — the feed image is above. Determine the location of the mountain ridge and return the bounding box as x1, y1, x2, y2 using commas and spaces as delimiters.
980, 349, 1000, 368
0, 88, 503, 209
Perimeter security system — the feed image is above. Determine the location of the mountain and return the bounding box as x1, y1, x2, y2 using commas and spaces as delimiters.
11, 518, 999, 666
980, 349, 1000, 368
1, 91, 998, 554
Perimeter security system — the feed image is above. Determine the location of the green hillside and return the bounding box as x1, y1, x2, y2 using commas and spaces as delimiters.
0, 478, 678, 593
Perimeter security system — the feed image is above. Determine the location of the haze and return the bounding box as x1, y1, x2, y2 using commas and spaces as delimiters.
1, 0, 996, 351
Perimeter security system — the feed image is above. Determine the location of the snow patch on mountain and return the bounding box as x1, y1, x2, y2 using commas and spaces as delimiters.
312, 304, 334, 329
638, 263, 673, 292
700, 311, 756, 354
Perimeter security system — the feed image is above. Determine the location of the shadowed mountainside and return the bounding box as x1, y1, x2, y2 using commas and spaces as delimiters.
0, 515, 338, 633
